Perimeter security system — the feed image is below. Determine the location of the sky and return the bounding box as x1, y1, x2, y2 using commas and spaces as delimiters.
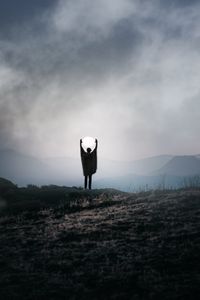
0, 0, 200, 161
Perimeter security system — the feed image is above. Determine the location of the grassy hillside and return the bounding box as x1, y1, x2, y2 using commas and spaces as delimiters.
0, 188, 200, 299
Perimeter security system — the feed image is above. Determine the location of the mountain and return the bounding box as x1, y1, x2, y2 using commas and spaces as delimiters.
94, 173, 185, 192
154, 155, 200, 176
1, 149, 199, 190
94, 173, 161, 192
0, 149, 53, 186
86, 155, 173, 178
0, 149, 85, 187
95, 155, 200, 191
128, 154, 173, 175
0, 149, 173, 186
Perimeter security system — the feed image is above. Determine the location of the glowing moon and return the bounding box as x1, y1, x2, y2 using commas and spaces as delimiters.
82, 136, 96, 152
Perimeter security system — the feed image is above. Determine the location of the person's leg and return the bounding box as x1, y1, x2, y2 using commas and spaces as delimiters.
84, 176, 87, 189
89, 175, 92, 190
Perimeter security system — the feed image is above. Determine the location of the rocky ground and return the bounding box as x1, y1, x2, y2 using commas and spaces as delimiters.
0, 189, 200, 299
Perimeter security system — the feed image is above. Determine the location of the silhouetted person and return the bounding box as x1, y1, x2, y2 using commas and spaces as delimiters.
80, 138, 98, 189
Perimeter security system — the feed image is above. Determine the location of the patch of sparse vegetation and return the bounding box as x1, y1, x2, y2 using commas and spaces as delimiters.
0, 179, 200, 299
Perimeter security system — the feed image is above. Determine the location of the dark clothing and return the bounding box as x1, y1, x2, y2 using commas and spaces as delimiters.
85, 175, 92, 189
80, 144, 97, 176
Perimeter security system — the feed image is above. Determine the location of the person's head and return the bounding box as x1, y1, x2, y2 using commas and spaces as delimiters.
87, 147, 92, 153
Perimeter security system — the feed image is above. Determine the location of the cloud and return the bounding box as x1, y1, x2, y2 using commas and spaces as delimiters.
0, 0, 200, 160
53, 0, 135, 40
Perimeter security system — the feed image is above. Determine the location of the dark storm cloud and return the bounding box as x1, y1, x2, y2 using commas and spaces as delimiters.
161, 0, 200, 8
0, 5, 140, 80
0, 0, 55, 35
0, 0, 200, 159
0, 0, 195, 80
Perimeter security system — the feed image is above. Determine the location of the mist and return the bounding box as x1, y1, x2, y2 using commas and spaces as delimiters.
0, 0, 200, 162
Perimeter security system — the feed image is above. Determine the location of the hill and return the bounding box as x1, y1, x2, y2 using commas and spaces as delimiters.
95, 156, 200, 192
0, 149, 172, 187
154, 155, 200, 176
1, 150, 200, 191
0, 149, 82, 187
94, 173, 200, 193
97, 155, 173, 177
0, 149, 52, 186
0, 188, 200, 299
0, 180, 126, 215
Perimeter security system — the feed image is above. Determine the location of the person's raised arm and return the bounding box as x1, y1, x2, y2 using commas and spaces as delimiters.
94, 138, 98, 150
80, 139, 86, 156
80, 139, 83, 152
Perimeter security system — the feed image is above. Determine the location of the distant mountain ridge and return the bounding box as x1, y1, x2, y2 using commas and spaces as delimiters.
0, 149, 83, 186
154, 155, 200, 176
0, 149, 53, 186
0, 149, 200, 190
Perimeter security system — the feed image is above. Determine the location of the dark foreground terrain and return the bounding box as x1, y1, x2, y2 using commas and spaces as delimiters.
0, 184, 200, 299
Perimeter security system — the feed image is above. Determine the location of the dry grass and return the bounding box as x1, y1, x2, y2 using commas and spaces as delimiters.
0, 189, 200, 299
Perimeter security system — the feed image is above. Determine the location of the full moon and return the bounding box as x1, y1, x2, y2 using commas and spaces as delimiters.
82, 136, 96, 152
